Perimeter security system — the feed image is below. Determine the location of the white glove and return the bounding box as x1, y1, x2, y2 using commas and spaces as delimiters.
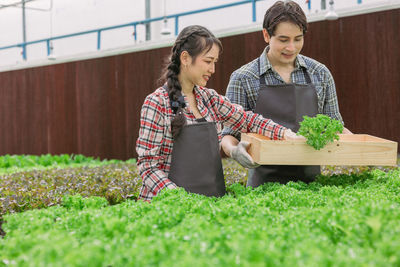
283, 129, 306, 141
230, 141, 260, 169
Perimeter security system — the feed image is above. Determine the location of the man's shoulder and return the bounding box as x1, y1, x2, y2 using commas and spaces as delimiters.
231, 57, 260, 81
298, 54, 330, 75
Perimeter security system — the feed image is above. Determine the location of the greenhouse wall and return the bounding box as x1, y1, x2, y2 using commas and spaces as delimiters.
0, 8, 399, 159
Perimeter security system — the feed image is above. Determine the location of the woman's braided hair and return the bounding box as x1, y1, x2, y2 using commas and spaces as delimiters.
161, 25, 222, 138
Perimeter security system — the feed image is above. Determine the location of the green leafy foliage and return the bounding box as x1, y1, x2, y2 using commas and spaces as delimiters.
0, 163, 142, 215
62, 194, 108, 210
297, 114, 344, 150
0, 158, 245, 216
0, 154, 136, 175
0, 154, 95, 169
0, 169, 399, 266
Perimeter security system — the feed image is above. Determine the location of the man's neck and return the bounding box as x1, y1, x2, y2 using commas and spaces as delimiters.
266, 52, 295, 70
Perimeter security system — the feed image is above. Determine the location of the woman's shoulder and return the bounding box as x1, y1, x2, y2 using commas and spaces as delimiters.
196, 86, 225, 108
142, 86, 169, 110
150, 86, 169, 97
196, 86, 219, 98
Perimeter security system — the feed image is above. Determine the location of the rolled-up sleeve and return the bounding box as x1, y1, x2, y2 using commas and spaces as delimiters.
209, 89, 286, 140
136, 94, 176, 197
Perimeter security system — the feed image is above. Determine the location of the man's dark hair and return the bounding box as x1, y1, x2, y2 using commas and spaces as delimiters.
263, 1, 308, 36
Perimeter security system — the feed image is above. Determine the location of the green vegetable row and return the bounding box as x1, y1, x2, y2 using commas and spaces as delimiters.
0, 155, 397, 217
0, 159, 248, 216
0, 154, 136, 175
1, 169, 399, 266
0, 163, 141, 215
0, 154, 99, 168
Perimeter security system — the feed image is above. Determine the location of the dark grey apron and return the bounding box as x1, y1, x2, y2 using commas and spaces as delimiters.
168, 118, 226, 197
247, 61, 320, 187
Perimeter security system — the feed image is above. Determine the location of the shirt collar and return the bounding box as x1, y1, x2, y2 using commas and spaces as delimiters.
193, 85, 201, 97
296, 54, 308, 70
259, 47, 271, 76
259, 46, 308, 76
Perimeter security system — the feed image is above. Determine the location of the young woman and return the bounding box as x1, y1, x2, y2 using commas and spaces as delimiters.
136, 25, 301, 201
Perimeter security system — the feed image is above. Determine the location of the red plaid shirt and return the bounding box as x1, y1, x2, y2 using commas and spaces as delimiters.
136, 86, 286, 201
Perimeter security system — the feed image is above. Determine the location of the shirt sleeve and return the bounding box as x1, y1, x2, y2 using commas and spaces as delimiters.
322, 68, 345, 125
222, 72, 249, 139
136, 94, 176, 196
225, 71, 250, 111
208, 89, 286, 140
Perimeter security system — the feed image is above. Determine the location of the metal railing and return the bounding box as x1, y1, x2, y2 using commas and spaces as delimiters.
0, 0, 364, 61
0, 0, 263, 61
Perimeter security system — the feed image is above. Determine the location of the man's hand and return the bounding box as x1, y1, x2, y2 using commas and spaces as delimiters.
230, 141, 260, 169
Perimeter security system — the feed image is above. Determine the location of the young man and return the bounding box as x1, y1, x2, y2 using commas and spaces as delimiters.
221, 0, 352, 187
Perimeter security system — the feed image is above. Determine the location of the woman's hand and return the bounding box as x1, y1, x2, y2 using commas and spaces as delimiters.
230, 141, 260, 169
283, 129, 306, 141
342, 127, 353, 134
221, 135, 259, 168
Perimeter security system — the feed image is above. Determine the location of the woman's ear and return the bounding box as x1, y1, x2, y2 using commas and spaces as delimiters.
262, 28, 271, 44
180, 51, 191, 67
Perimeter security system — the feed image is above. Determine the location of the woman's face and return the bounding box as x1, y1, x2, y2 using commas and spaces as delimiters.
263, 21, 304, 66
182, 43, 219, 87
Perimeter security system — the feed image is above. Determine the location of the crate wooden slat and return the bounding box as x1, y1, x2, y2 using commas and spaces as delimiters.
241, 133, 398, 166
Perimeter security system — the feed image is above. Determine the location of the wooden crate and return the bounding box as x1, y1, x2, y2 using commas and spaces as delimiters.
241, 133, 398, 166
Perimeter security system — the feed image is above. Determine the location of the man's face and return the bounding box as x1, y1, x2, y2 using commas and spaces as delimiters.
263, 21, 304, 66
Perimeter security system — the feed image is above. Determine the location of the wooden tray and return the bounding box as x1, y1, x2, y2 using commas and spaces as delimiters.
241, 133, 398, 166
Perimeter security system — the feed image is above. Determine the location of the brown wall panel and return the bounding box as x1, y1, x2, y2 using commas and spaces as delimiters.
0, 8, 399, 159
12, 67, 49, 155
47, 63, 79, 155
302, 10, 400, 143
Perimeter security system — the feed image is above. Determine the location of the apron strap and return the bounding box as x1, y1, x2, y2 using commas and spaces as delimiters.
259, 59, 267, 85
302, 67, 312, 84
164, 83, 211, 123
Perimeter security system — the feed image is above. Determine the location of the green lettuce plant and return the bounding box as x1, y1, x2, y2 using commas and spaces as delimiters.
297, 114, 344, 150
1, 169, 400, 266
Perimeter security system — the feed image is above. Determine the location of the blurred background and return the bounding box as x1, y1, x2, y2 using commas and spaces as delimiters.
0, 0, 397, 65
0, 0, 399, 159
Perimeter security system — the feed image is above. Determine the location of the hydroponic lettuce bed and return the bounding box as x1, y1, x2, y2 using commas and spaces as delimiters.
0, 155, 399, 266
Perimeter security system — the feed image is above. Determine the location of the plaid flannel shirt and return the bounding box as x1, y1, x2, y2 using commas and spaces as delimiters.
136, 85, 286, 201
222, 46, 344, 139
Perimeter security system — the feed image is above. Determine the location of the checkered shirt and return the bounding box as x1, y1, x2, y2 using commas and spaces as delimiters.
136, 85, 286, 201
222, 46, 344, 139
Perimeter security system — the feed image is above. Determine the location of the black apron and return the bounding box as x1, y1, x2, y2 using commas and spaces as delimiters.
247, 62, 320, 187
168, 118, 226, 197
